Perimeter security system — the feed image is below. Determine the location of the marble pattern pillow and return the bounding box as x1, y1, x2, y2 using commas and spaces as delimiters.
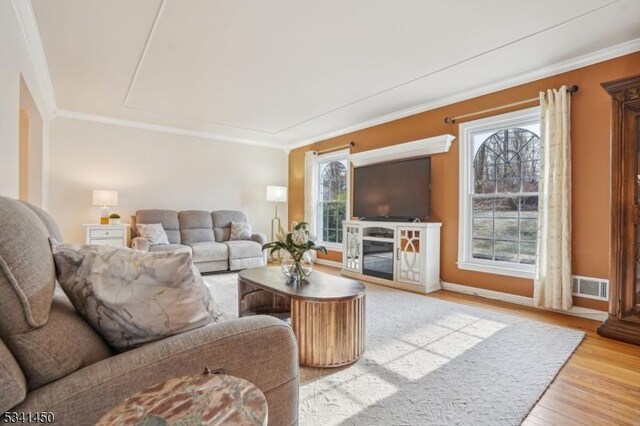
51, 243, 224, 350
230, 222, 252, 240
136, 223, 169, 245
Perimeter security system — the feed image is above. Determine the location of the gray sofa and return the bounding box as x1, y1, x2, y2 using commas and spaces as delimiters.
132, 209, 268, 273
0, 197, 298, 425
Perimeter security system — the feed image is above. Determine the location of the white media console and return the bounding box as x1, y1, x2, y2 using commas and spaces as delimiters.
341, 220, 442, 294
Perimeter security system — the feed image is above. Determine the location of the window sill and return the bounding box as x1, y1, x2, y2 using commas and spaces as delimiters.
317, 242, 343, 252
457, 260, 534, 280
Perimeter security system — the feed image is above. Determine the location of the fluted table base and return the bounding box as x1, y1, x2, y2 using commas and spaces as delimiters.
238, 267, 367, 368
292, 295, 366, 367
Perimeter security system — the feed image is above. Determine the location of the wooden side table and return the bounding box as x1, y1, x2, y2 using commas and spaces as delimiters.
84, 224, 130, 248
96, 373, 267, 426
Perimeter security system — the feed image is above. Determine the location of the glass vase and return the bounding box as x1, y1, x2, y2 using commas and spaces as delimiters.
281, 251, 314, 283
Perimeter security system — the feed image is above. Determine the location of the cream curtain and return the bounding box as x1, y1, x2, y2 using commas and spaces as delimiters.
304, 151, 318, 235
534, 86, 572, 310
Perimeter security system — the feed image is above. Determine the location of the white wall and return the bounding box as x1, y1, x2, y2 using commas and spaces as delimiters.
49, 117, 288, 243
0, 1, 25, 198
0, 1, 51, 203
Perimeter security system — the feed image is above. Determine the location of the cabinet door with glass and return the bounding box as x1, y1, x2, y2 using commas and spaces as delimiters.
598, 75, 640, 346
344, 224, 362, 273
395, 227, 425, 286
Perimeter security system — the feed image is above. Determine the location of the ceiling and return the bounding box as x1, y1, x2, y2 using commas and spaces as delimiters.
32, 0, 640, 149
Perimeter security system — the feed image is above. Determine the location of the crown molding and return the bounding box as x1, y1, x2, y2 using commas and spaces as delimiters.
11, 0, 57, 119
286, 37, 640, 152
21, 0, 638, 154
55, 109, 287, 151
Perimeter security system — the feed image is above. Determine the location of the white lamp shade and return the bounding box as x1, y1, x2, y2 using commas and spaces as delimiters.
93, 189, 118, 206
266, 186, 287, 202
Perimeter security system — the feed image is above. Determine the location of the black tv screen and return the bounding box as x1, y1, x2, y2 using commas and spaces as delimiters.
353, 157, 431, 219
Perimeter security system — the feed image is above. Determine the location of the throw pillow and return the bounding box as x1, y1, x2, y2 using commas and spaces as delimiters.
51, 243, 224, 350
230, 222, 252, 240
136, 223, 169, 245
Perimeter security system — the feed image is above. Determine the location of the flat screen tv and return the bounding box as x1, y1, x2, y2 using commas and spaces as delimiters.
353, 157, 431, 220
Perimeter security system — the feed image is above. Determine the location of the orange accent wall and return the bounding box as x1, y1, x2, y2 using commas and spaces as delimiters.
289, 51, 640, 312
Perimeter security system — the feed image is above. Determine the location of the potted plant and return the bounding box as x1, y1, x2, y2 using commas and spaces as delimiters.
262, 222, 327, 283
109, 213, 121, 225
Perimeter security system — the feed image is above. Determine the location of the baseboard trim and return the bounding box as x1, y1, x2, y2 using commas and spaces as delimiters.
315, 259, 343, 269
441, 281, 608, 322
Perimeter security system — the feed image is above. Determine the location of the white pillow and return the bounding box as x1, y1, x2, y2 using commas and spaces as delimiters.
230, 222, 253, 241
51, 243, 224, 350
136, 223, 169, 245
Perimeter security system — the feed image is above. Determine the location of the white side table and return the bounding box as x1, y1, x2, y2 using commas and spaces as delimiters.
84, 224, 130, 248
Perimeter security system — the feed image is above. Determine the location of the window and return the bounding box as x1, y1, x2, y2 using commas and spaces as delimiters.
458, 107, 540, 278
316, 151, 349, 249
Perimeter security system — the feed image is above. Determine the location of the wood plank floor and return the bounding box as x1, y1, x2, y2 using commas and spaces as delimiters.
315, 265, 640, 426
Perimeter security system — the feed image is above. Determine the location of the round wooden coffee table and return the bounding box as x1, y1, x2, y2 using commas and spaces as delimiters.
96, 372, 267, 426
238, 266, 366, 368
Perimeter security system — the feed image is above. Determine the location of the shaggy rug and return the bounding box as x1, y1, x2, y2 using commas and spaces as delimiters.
203, 273, 584, 426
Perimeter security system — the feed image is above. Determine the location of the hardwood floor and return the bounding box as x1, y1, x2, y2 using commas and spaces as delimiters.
315, 265, 640, 426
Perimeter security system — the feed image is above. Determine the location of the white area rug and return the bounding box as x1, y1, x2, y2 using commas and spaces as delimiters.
203, 273, 584, 426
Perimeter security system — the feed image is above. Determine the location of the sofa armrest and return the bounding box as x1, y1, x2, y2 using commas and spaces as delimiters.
15, 316, 298, 426
251, 232, 268, 246
131, 236, 150, 251
252, 233, 268, 263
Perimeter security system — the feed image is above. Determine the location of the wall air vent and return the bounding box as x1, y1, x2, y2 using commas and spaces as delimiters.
572, 275, 609, 301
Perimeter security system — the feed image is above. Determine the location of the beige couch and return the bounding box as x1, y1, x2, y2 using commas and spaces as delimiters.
132, 209, 268, 273
0, 197, 299, 425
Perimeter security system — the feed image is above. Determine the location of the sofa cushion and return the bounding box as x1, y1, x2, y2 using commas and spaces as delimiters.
214, 228, 231, 243
20, 201, 64, 243
179, 210, 215, 245
149, 244, 192, 256
136, 210, 180, 244
52, 244, 223, 350
0, 337, 26, 413
13, 288, 113, 389
224, 240, 263, 260
0, 198, 55, 331
212, 210, 247, 242
5, 293, 113, 392
0, 197, 112, 390
230, 257, 266, 270
136, 223, 170, 245
230, 222, 253, 241
189, 242, 229, 263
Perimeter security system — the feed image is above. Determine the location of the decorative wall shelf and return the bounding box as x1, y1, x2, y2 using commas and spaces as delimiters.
349, 134, 455, 167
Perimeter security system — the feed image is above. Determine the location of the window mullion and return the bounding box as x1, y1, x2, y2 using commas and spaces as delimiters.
472, 192, 539, 198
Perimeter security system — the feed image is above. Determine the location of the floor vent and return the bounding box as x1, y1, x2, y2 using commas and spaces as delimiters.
572, 276, 608, 301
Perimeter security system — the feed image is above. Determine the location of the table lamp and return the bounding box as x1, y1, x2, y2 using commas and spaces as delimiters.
93, 190, 118, 225
266, 185, 287, 241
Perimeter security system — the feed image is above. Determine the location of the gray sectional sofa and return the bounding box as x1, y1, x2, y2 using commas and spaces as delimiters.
0, 197, 299, 425
131, 209, 268, 273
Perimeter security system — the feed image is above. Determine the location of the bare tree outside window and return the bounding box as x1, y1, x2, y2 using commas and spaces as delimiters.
472, 127, 540, 265
317, 160, 347, 244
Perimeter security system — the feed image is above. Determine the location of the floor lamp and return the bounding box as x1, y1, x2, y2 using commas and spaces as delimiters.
266, 185, 287, 244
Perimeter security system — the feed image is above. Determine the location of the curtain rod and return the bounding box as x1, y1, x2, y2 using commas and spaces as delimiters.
444, 85, 579, 124
313, 141, 355, 155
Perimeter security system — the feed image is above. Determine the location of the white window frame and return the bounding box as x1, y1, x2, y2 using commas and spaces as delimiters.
315, 149, 350, 251
457, 106, 540, 279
